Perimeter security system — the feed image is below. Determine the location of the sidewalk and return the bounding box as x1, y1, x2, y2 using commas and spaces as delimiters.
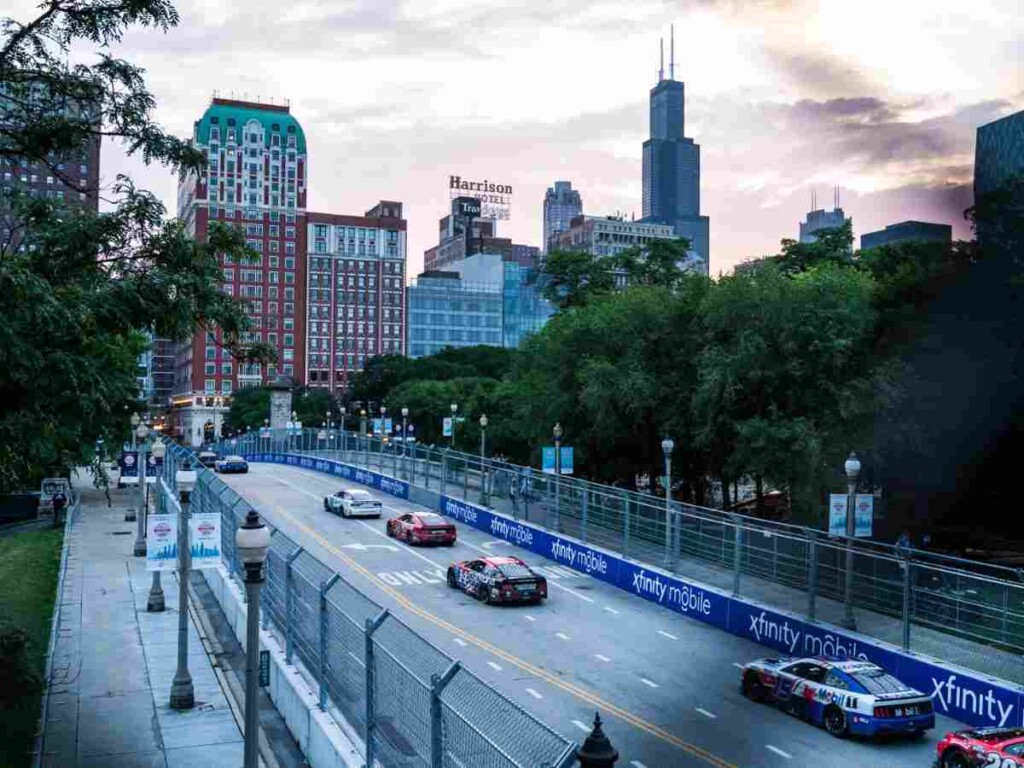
36, 476, 245, 768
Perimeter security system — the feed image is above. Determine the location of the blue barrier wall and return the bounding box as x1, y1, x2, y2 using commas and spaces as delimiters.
247, 453, 1024, 729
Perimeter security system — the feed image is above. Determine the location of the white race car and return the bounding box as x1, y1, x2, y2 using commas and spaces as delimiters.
741, 656, 934, 738
323, 488, 383, 518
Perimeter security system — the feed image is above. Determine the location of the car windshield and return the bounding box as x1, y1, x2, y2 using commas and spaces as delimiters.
349, 491, 372, 500
225, 456, 244, 462
850, 671, 910, 695
495, 562, 534, 579
418, 513, 445, 524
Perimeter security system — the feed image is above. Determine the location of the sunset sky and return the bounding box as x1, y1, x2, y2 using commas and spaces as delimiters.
18, 0, 1024, 274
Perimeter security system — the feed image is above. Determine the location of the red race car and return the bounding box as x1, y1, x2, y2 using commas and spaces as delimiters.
935, 728, 1024, 767
386, 511, 457, 546
447, 556, 548, 604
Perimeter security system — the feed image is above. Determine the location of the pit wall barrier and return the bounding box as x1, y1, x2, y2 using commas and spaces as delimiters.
246, 452, 1024, 730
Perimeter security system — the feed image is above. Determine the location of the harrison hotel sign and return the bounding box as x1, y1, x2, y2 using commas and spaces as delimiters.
448, 175, 512, 220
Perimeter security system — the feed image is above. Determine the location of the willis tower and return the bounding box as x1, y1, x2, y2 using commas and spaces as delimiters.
641, 26, 710, 273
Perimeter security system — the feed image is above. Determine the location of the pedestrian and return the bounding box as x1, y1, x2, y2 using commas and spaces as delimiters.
51, 488, 67, 529
896, 530, 912, 556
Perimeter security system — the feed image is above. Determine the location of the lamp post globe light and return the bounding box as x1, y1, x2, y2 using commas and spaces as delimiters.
553, 422, 563, 531
340, 406, 347, 457
236, 508, 271, 768
169, 462, 198, 710
450, 403, 458, 450
146, 439, 168, 612
133, 421, 151, 555
661, 437, 675, 568
479, 414, 489, 506
842, 452, 862, 630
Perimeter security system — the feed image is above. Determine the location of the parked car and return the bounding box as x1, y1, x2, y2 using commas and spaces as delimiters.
213, 455, 248, 474
386, 512, 456, 546
197, 451, 218, 468
446, 556, 548, 604
323, 488, 383, 518
935, 727, 1024, 767
740, 657, 933, 738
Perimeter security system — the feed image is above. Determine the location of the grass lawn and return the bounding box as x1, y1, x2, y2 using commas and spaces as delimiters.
0, 527, 64, 768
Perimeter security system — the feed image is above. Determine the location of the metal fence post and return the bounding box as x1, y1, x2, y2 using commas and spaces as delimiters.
319, 574, 341, 710
462, 460, 469, 500
440, 451, 447, 497
430, 661, 461, 768
902, 557, 912, 651
284, 548, 303, 663
365, 610, 389, 768
807, 529, 818, 621
732, 516, 742, 597
581, 489, 588, 543
622, 493, 630, 559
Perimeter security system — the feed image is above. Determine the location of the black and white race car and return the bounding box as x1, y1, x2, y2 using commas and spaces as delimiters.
446, 556, 548, 604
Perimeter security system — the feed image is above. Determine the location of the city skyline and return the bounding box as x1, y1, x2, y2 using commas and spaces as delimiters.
23, 0, 1024, 274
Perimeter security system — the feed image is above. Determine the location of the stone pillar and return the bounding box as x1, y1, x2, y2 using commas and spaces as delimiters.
269, 376, 293, 430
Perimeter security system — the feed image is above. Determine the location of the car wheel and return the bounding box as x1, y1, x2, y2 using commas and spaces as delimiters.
446, 569, 457, 588
446, 540, 456, 547
741, 672, 766, 702
941, 748, 972, 768
386, 523, 394, 538
823, 705, 847, 738
323, 500, 329, 511
476, 584, 490, 603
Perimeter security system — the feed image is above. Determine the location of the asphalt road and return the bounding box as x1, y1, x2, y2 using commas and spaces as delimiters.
222, 463, 958, 768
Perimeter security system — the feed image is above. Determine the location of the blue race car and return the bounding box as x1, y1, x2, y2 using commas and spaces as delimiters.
213, 455, 249, 474
741, 656, 934, 738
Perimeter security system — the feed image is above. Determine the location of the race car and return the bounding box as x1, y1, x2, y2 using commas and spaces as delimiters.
935, 727, 1024, 767
323, 488, 383, 518
213, 455, 248, 474
740, 656, 934, 738
197, 450, 219, 468
386, 512, 456, 546
446, 556, 548, 604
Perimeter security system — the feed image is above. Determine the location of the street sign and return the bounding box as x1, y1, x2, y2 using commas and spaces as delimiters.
188, 512, 221, 569
259, 650, 270, 687
541, 446, 574, 475
146, 515, 178, 572
443, 417, 453, 437
828, 494, 872, 538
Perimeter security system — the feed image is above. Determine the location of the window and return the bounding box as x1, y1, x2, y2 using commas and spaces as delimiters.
206, 346, 216, 360
285, 242, 295, 255
285, 272, 294, 284
284, 317, 294, 330
283, 333, 294, 346
269, 240, 280, 253
269, 224, 280, 237
221, 381, 232, 394
205, 362, 216, 375
205, 380, 217, 394
222, 268, 234, 281
285, 257, 295, 270
221, 362, 233, 375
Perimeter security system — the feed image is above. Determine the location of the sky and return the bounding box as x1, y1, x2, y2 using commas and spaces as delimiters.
14, 0, 1024, 274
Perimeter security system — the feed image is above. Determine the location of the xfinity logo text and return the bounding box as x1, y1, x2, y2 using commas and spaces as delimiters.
354, 469, 375, 485
378, 477, 406, 497
747, 611, 803, 654
443, 498, 478, 525
549, 541, 608, 575
931, 675, 1015, 726
490, 518, 534, 546
632, 569, 668, 604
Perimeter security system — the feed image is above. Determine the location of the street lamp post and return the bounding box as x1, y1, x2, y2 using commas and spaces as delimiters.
380, 406, 387, 470
450, 403, 458, 451
127, 412, 141, 522
401, 406, 409, 477
236, 508, 271, 768
479, 414, 489, 506
842, 452, 861, 630
147, 440, 167, 612
360, 409, 367, 457
133, 421, 151, 556
169, 461, 197, 710
340, 406, 347, 459
553, 423, 563, 531
661, 437, 675, 569
263, 419, 269, 453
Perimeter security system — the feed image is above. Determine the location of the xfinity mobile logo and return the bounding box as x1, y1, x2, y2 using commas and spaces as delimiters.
746, 611, 870, 660
631, 569, 712, 616
355, 470, 375, 485
550, 540, 609, 575
490, 518, 534, 546
379, 477, 405, 496
444, 499, 478, 524
931, 675, 1015, 726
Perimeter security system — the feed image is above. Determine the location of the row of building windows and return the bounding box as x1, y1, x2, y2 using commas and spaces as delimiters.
410, 312, 500, 328
409, 329, 501, 343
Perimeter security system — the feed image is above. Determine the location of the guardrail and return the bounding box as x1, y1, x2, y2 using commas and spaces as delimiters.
161, 440, 577, 768
217, 429, 1024, 687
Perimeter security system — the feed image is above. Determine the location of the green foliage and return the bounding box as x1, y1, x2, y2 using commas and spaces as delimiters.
539, 249, 615, 309
223, 386, 271, 434
0, 1, 272, 490
610, 236, 694, 289
776, 220, 854, 275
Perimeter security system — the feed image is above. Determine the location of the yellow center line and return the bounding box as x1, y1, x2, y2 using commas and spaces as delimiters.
258, 480, 737, 768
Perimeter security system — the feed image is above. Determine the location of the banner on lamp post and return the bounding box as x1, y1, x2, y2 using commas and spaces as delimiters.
854, 494, 873, 538
189, 512, 221, 569
828, 494, 848, 536
146, 515, 178, 572
442, 417, 453, 437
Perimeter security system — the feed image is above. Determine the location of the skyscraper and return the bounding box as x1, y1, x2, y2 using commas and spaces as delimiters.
640, 26, 709, 274
975, 109, 1024, 199
799, 189, 850, 243
173, 96, 308, 445
543, 181, 583, 252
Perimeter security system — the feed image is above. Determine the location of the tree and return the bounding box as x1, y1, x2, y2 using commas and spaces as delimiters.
0, 1, 273, 490
539, 249, 615, 310
610, 237, 694, 289
775, 221, 854, 276
223, 386, 271, 434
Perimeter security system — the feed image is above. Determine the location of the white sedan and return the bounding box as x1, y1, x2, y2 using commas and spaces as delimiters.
323, 488, 383, 518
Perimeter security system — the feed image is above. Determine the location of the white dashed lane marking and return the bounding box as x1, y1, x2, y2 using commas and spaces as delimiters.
526, 688, 543, 700
766, 745, 792, 759
603, 606, 619, 614
657, 630, 678, 640
594, 654, 611, 662
555, 632, 571, 640
640, 678, 659, 689
732, 663, 745, 669
695, 708, 717, 719
487, 661, 502, 672
630, 762, 648, 768
523, 615, 536, 622
572, 720, 591, 734
453, 637, 467, 647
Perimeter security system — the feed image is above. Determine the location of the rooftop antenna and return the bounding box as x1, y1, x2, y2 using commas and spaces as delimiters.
670, 24, 675, 80
659, 37, 664, 82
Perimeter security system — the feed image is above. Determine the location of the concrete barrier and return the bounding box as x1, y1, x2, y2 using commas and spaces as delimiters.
200, 563, 364, 768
